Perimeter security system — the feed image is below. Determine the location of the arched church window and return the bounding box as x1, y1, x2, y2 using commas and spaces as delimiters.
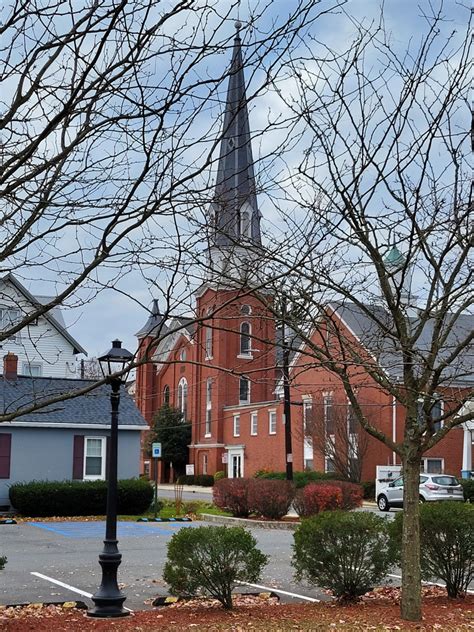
178, 377, 188, 420
240, 322, 251, 356
163, 385, 170, 405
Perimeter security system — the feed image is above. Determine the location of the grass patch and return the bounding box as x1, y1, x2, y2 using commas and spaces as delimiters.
118, 499, 230, 521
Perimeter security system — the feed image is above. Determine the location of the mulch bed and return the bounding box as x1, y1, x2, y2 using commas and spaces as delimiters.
1, 588, 473, 631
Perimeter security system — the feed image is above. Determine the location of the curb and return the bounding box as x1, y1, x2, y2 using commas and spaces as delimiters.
137, 517, 192, 523
3, 600, 87, 610
200, 513, 299, 530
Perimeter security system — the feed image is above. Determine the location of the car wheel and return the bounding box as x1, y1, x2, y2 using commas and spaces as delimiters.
419, 495, 425, 503
377, 495, 390, 512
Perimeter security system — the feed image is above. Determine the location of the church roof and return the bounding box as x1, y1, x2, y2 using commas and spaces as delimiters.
135, 299, 167, 339
211, 23, 261, 248
384, 245, 406, 269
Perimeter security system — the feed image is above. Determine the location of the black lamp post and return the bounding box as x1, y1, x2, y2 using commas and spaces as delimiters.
88, 339, 133, 618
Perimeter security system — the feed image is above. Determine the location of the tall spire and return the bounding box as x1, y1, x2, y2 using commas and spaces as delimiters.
210, 23, 261, 249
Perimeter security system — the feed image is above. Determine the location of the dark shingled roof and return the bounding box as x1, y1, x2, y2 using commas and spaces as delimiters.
332, 302, 474, 386
135, 299, 168, 339
211, 26, 261, 248
1, 376, 147, 427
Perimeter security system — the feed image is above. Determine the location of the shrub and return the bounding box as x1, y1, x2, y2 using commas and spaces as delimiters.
318, 480, 363, 510
213, 479, 253, 517
254, 470, 343, 489
292, 488, 306, 517
176, 474, 214, 487
163, 526, 268, 609
248, 479, 295, 520
301, 484, 343, 516
293, 511, 394, 602
214, 470, 226, 482
9, 479, 153, 517
361, 481, 376, 500
389, 502, 474, 598
460, 479, 474, 503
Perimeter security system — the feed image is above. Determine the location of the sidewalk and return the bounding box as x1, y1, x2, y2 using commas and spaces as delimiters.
156, 483, 213, 494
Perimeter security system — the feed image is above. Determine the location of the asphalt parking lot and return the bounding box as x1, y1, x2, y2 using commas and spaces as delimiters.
0, 519, 329, 611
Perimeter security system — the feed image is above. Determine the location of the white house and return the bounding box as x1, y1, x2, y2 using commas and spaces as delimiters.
0, 274, 86, 378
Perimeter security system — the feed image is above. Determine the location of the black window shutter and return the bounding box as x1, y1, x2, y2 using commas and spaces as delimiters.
0, 434, 12, 479
72, 435, 84, 479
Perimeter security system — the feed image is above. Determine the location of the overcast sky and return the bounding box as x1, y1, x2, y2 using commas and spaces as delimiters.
42, 0, 469, 360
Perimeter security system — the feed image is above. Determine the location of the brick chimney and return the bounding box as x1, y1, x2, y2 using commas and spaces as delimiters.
3, 352, 18, 380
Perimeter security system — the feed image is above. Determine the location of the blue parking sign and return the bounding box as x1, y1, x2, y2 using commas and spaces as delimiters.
152, 442, 162, 458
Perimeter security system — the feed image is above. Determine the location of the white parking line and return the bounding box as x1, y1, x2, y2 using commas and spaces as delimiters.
236, 580, 320, 602
31, 572, 134, 612
387, 573, 474, 595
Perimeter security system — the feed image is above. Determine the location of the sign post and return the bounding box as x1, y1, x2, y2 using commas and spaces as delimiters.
152, 442, 162, 519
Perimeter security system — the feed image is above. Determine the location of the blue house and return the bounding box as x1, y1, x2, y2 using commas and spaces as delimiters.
0, 353, 147, 510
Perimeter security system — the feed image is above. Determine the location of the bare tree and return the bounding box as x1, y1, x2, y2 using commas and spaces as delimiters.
256, 4, 472, 621
0, 0, 343, 420
304, 398, 370, 483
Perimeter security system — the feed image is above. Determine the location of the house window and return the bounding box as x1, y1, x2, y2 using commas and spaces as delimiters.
22, 362, 42, 377
163, 385, 170, 405
233, 414, 240, 437
239, 322, 251, 356
421, 458, 443, 474
417, 396, 443, 432
347, 402, 358, 435
202, 453, 208, 475
178, 377, 188, 420
239, 376, 250, 404
84, 437, 106, 480
269, 410, 277, 435
250, 411, 258, 436
179, 349, 186, 362
0, 307, 20, 330
205, 378, 212, 436
205, 326, 213, 359
303, 398, 313, 436
323, 393, 334, 435
240, 304, 252, 316
0, 307, 21, 340
325, 456, 336, 473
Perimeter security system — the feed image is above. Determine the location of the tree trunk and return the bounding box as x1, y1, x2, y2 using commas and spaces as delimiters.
400, 454, 422, 621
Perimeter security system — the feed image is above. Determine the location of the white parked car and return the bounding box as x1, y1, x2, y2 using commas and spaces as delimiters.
377, 474, 464, 511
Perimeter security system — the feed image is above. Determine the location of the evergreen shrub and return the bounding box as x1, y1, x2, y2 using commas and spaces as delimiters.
254, 470, 343, 488
248, 479, 295, 519
460, 479, 474, 503
293, 511, 394, 602
361, 481, 376, 500
176, 474, 214, 487
213, 479, 253, 517
214, 470, 226, 482
163, 525, 268, 609
9, 478, 153, 516
389, 502, 474, 598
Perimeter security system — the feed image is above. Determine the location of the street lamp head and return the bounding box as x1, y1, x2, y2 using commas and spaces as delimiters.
98, 339, 133, 382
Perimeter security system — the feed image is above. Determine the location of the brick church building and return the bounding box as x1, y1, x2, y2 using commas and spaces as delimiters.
135, 26, 473, 483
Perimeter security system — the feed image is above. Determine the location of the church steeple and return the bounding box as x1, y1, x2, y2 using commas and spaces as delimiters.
210, 22, 261, 255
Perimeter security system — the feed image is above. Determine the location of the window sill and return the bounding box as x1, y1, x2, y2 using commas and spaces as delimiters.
237, 354, 253, 360
250, 432, 258, 437
269, 431, 276, 436
205, 356, 213, 361
204, 433, 211, 438
233, 434, 240, 438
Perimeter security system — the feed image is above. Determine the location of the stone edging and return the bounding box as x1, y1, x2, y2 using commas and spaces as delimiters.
200, 513, 299, 530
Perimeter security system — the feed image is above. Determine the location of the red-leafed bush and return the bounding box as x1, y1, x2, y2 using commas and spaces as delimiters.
301, 484, 343, 516
319, 480, 363, 510
213, 479, 254, 517
248, 479, 295, 520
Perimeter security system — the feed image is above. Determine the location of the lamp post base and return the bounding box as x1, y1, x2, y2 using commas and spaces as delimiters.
88, 542, 129, 618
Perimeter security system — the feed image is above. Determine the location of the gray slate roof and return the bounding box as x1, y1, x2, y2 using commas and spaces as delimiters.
135, 299, 168, 339
332, 302, 474, 386
1, 376, 147, 427
211, 27, 261, 248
